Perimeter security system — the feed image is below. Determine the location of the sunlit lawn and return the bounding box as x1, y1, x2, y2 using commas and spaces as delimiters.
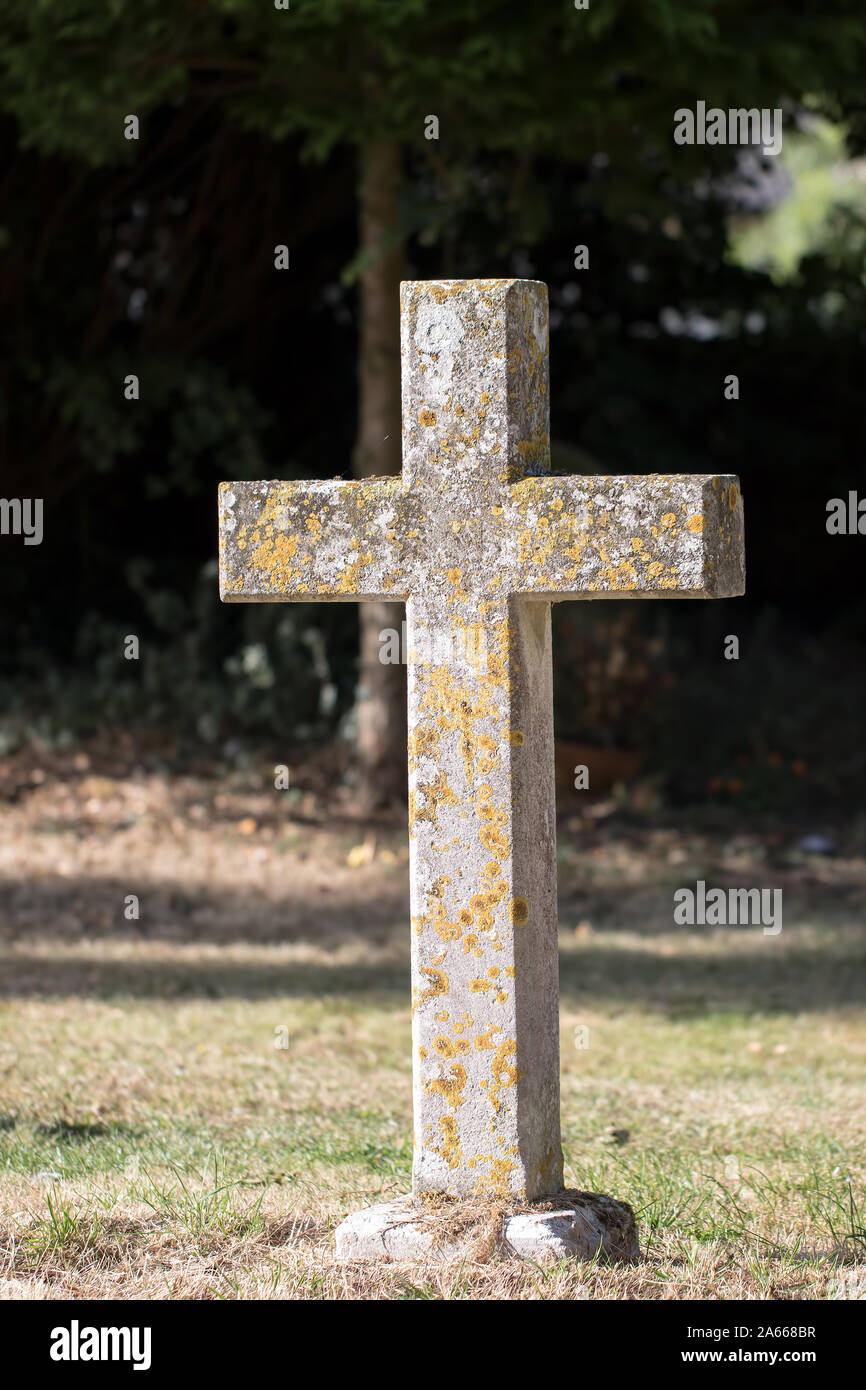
1, 769, 864, 1298
1, 924, 864, 1299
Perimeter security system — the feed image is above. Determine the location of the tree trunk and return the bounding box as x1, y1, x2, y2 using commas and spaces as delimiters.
352, 139, 407, 814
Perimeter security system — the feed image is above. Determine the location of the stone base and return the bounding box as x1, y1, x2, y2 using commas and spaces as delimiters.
335, 1190, 640, 1265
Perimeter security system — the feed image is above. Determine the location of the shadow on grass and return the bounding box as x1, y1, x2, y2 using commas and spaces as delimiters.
34, 1120, 139, 1142
0, 873, 406, 945
1, 946, 864, 1016
1, 872, 863, 1014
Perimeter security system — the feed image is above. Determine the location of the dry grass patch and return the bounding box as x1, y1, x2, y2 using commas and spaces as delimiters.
1, 767, 864, 1298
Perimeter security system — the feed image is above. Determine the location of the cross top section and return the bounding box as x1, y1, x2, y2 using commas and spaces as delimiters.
220, 279, 745, 608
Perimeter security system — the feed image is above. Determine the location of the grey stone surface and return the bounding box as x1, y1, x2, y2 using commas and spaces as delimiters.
503, 1192, 640, 1263
335, 1198, 466, 1264
219, 282, 744, 610
334, 1192, 640, 1265
217, 471, 745, 604
219, 279, 745, 1235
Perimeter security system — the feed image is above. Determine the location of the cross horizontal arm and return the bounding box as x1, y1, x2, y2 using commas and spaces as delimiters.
219, 478, 411, 602
496, 473, 745, 599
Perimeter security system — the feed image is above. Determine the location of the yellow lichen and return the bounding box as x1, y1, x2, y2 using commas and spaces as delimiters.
509, 896, 529, 926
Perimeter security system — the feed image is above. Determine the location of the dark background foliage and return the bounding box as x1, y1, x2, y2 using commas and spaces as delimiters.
1, 0, 864, 814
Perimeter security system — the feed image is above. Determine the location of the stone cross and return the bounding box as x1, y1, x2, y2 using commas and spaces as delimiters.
219, 279, 744, 1260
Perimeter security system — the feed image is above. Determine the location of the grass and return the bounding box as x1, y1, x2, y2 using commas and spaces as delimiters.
0, 758, 864, 1298
1, 929, 864, 1299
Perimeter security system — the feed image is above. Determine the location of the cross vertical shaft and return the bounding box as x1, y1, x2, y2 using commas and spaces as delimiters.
407, 594, 561, 1197
401, 281, 562, 1199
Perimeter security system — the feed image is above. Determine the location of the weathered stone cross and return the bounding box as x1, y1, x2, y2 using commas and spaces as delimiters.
219, 279, 744, 1261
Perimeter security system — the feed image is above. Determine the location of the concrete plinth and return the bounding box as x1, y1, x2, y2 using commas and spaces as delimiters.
335, 1191, 640, 1265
